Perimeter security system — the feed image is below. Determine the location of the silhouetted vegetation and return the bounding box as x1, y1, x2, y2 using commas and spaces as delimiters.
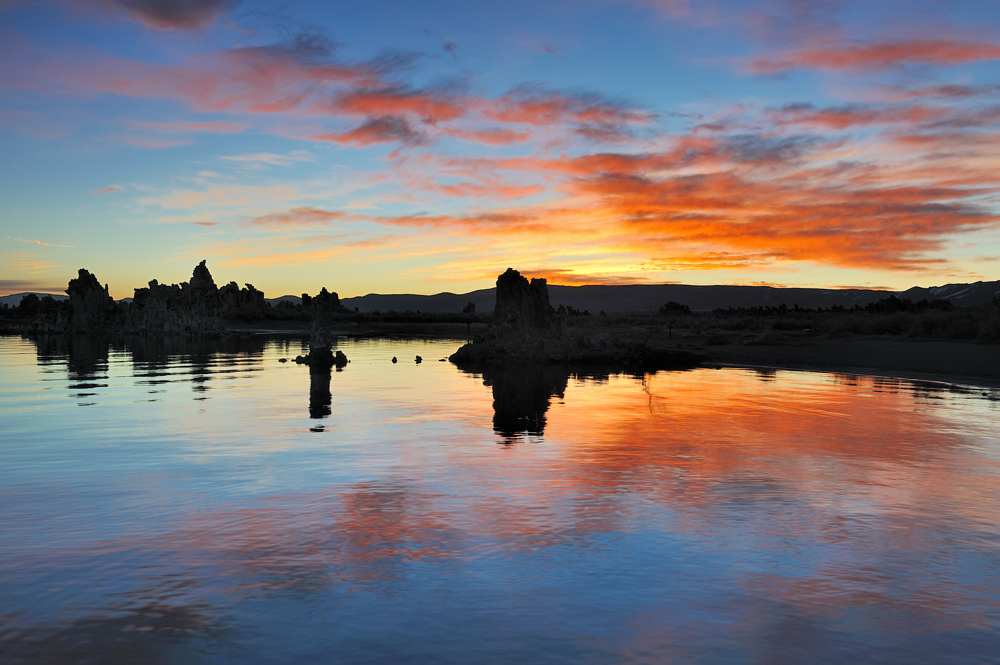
636, 295, 1000, 343
4, 269, 999, 345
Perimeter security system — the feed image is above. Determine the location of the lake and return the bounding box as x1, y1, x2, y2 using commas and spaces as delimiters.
1, 334, 999, 664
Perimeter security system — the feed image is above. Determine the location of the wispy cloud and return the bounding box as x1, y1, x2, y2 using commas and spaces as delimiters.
250, 206, 349, 227
141, 184, 304, 209
101, 0, 241, 31
127, 119, 250, 134
749, 39, 1000, 74
116, 136, 191, 149
0, 280, 68, 294
7, 236, 74, 248
219, 151, 313, 168
2, 251, 62, 274
311, 115, 427, 147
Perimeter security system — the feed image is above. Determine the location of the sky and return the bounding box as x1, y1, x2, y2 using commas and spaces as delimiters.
1, 0, 1000, 299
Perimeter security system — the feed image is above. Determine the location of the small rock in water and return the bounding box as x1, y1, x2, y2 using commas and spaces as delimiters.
415, 356, 422, 364
439, 358, 446, 362
391, 356, 398, 364
279, 358, 288, 363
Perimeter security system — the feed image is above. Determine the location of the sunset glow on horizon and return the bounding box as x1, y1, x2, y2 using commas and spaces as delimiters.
2, 0, 999, 299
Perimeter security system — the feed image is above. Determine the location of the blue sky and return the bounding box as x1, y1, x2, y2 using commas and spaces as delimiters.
2, 0, 1000, 298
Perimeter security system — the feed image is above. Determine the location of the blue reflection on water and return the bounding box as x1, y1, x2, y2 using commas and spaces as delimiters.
1, 334, 999, 664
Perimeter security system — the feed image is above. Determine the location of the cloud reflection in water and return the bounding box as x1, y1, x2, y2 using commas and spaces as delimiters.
1, 335, 998, 663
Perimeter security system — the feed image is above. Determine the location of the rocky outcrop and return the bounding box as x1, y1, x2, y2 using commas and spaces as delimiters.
21, 261, 281, 336
126, 279, 220, 335
124, 261, 272, 333
125, 262, 226, 335
219, 281, 267, 320
310, 288, 341, 352
450, 268, 702, 371
188, 260, 222, 313
450, 268, 563, 364
296, 288, 349, 369
67, 269, 118, 333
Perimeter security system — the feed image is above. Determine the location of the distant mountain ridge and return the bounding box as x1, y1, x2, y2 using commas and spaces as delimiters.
330, 279, 1000, 314
9, 280, 1000, 314
0, 292, 69, 308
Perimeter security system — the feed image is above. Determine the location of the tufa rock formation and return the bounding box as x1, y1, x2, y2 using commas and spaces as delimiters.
20, 261, 276, 336
125, 261, 270, 334
67, 269, 117, 333
300, 287, 348, 369
450, 267, 701, 370
450, 268, 563, 364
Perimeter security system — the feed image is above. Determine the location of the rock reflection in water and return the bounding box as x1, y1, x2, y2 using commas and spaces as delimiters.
29, 334, 273, 405
309, 368, 332, 419
34, 334, 109, 382
5, 336, 1000, 664
479, 364, 569, 438
1, 602, 213, 665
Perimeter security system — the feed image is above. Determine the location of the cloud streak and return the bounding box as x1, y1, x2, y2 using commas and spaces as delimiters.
250, 207, 348, 227
7, 236, 73, 248
4, 4, 1000, 287
750, 39, 1000, 74
103, 0, 241, 30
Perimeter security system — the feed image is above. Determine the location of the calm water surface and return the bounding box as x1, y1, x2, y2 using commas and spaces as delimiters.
1, 334, 999, 664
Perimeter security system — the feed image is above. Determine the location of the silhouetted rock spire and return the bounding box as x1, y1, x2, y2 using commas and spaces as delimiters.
450, 267, 701, 370
494, 268, 558, 334
450, 268, 563, 364
67, 269, 116, 332
297, 287, 349, 369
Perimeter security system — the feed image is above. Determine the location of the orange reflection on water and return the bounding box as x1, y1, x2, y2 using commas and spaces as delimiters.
6, 335, 1000, 661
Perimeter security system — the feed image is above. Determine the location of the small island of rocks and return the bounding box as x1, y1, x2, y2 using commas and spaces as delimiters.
449, 268, 702, 371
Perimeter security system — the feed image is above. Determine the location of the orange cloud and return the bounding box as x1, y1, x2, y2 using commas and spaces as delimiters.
484, 86, 653, 127
369, 211, 543, 231
360, 128, 999, 274
750, 39, 1000, 74
436, 182, 544, 199
520, 268, 649, 285
72, 36, 384, 115
442, 127, 533, 145
8, 26, 999, 283
4, 37, 657, 154
250, 207, 348, 227
328, 86, 468, 124
311, 116, 426, 146
768, 103, 950, 130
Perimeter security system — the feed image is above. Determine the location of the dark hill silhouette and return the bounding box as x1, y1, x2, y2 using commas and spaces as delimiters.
10, 280, 1000, 316
0, 292, 69, 308
333, 280, 1000, 314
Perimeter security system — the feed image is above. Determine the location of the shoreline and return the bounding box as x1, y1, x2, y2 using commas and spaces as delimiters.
698, 337, 1000, 389
713, 361, 1000, 392
4, 330, 999, 390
